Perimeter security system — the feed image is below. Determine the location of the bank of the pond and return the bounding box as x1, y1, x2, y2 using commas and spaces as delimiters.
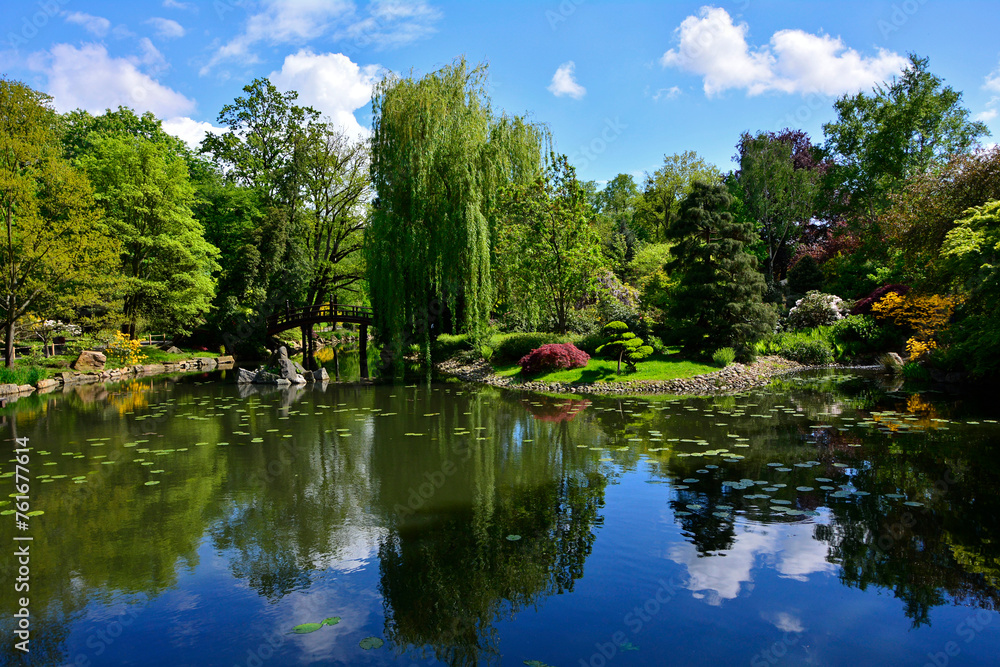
436, 355, 817, 395
0, 355, 236, 403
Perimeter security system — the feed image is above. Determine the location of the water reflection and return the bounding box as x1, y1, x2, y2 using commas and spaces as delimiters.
0, 371, 998, 665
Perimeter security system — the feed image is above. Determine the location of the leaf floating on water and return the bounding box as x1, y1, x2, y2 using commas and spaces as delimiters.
359, 637, 384, 650
144, 481, 160, 486
903, 501, 924, 507
524, 661, 556, 667
506, 534, 522, 541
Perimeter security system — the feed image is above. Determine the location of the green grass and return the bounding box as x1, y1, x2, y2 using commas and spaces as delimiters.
0, 365, 49, 385
494, 353, 718, 384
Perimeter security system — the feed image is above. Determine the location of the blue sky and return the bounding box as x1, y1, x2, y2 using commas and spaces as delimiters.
3, 0, 999, 184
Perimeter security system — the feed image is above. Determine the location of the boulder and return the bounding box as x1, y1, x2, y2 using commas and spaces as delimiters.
878, 352, 905, 374
72, 350, 106, 372
36, 378, 59, 390
292, 360, 306, 374
217, 355, 235, 365
193, 357, 218, 370
17, 384, 34, 394
165, 346, 183, 355
312, 367, 329, 382
0, 383, 18, 395
235, 367, 256, 384
276, 378, 292, 387
253, 370, 280, 384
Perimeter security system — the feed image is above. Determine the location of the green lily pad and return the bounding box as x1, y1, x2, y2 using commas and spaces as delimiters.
506, 534, 522, 541
359, 636, 384, 650
292, 617, 340, 634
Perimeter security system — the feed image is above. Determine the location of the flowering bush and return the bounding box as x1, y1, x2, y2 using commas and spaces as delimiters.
851, 284, 910, 316
787, 291, 849, 329
519, 343, 590, 375
106, 331, 146, 367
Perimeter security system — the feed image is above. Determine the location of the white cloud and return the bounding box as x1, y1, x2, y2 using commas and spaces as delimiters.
976, 109, 998, 122
137, 38, 167, 72
63, 11, 111, 37
162, 116, 226, 150
203, 0, 441, 74
146, 17, 186, 39
653, 85, 682, 101
661, 6, 907, 97
269, 50, 380, 137
27, 43, 195, 118
766, 611, 805, 634
162, 0, 195, 10
548, 61, 586, 100
342, 0, 441, 50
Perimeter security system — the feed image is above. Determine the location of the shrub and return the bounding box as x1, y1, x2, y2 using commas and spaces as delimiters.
493, 333, 569, 364
831, 314, 892, 359
518, 343, 590, 375
712, 347, 736, 366
106, 331, 146, 367
851, 284, 910, 316
787, 291, 849, 329
573, 331, 607, 356
780, 338, 834, 365
902, 361, 931, 381
0, 366, 46, 385
431, 334, 472, 362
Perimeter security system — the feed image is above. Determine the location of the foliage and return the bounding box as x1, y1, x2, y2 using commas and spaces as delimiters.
732, 130, 822, 287
595, 321, 653, 373
518, 343, 590, 375
778, 337, 834, 365
494, 354, 716, 384
0, 78, 121, 367
712, 347, 736, 367
831, 314, 893, 359
938, 200, 1000, 376
851, 284, 910, 316
663, 181, 776, 358
883, 147, 1000, 286
495, 155, 605, 334
78, 133, 219, 337
823, 54, 989, 223
106, 331, 146, 367
491, 332, 570, 364
902, 361, 932, 381
787, 291, 849, 329
787, 255, 825, 294
634, 150, 721, 240
0, 364, 46, 385
871, 291, 961, 361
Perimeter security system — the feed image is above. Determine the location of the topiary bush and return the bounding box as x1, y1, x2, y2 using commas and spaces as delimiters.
493, 333, 569, 364
787, 291, 850, 329
518, 343, 590, 375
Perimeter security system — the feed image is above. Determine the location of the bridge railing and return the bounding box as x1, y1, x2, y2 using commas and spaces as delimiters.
265, 302, 374, 330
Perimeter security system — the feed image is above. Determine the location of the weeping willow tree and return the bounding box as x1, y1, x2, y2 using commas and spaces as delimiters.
366, 58, 544, 377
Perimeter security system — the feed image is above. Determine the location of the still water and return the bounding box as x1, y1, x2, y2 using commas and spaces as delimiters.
1, 370, 998, 666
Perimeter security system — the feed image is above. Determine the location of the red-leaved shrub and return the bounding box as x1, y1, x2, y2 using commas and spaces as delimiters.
518, 343, 590, 375
851, 284, 911, 316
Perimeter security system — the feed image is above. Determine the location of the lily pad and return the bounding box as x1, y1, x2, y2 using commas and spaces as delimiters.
292, 617, 340, 634
506, 534, 522, 541
359, 637, 384, 650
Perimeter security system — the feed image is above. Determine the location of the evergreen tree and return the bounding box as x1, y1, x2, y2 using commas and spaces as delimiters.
787, 255, 825, 294
664, 181, 776, 358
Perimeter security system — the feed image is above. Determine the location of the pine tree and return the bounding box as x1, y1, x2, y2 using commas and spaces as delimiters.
664, 181, 776, 358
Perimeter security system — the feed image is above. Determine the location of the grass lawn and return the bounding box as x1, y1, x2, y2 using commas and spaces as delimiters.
494, 352, 719, 384
1, 344, 222, 385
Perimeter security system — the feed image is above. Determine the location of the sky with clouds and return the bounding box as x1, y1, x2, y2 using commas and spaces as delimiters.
3, 0, 999, 184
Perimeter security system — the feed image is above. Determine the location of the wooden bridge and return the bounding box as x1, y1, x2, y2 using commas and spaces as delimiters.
266, 302, 374, 378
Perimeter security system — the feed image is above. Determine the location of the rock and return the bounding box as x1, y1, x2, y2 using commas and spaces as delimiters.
253, 370, 280, 384
36, 378, 59, 390
235, 367, 257, 384
72, 350, 107, 371
17, 384, 34, 394
165, 346, 183, 355
193, 357, 217, 369
0, 383, 19, 395
292, 360, 306, 374
301, 370, 313, 382
879, 352, 906, 374
313, 367, 329, 382
276, 378, 292, 387
217, 355, 235, 365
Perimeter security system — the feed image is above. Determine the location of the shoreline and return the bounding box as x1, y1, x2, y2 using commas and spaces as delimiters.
435, 356, 850, 395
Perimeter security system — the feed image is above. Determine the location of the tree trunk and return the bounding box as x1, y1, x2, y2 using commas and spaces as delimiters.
4, 320, 14, 368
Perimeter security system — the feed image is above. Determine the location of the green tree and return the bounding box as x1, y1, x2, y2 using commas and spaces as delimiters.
77, 134, 219, 337
732, 130, 821, 289
495, 155, 605, 334
596, 320, 653, 373
823, 54, 989, 224
664, 181, 775, 357
593, 173, 641, 279
366, 58, 543, 373
939, 200, 1000, 377
0, 79, 120, 366
634, 150, 721, 241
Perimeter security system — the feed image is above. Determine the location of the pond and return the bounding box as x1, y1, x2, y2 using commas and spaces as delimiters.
1, 370, 998, 666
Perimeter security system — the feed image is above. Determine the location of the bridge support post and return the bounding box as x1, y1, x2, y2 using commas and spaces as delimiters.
359, 324, 369, 379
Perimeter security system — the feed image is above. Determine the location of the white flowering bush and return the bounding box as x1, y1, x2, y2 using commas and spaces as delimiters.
787, 291, 850, 329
